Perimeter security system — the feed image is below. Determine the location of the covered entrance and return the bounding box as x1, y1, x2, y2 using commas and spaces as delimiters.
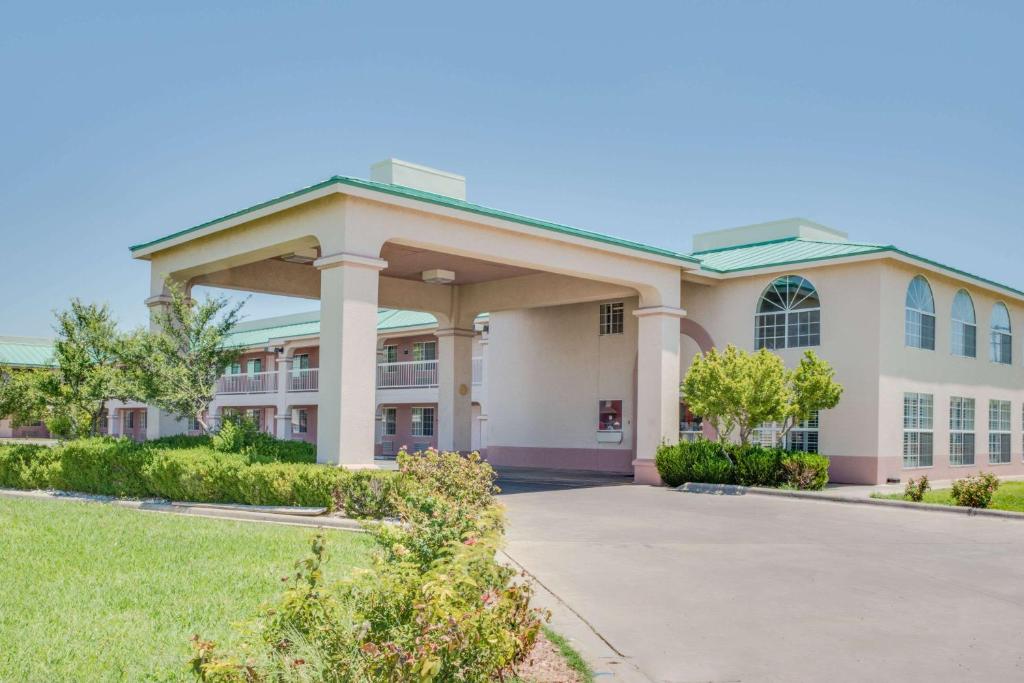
129, 159, 700, 482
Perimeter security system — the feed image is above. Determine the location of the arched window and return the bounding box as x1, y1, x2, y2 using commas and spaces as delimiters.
990, 302, 1012, 364
755, 275, 820, 350
905, 276, 935, 350
950, 290, 976, 358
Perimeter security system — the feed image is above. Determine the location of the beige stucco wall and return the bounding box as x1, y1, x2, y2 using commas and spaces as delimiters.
682, 261, 885, 482
485, 298, 639, 472
877, 261, 1024, 482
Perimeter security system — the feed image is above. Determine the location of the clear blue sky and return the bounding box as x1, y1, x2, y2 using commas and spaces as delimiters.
2, 1, 1021, 336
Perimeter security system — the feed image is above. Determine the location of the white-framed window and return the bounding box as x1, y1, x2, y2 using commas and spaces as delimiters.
381, 407, 397, 436
755, 276, 821, 350
295, 409, 308, 434
599, 302, 624, 336
228, 361, 242, 375
990, 303, 1013, 365
680, 402, 703, 442
411, 407, 434, 437
292, 353, 310, 376
188, 415, 202, 432
903, 393, 934, 468
125, 411, 134, 429
246, 358, 262, 375
247, 409, 262, 430
412, 341, 437, 362
950, 290, 977, 358
140, 411, 147, 429
988, 399, 1011, 464
949, 396, 975, 466
382, 345, 398, 363
905, 276, 936, 350
787, 412, 820, 453
753, 411, 820, 453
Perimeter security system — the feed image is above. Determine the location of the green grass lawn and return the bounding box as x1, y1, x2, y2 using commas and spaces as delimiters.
0, 497, 373, 682
875, 480, 1024, 512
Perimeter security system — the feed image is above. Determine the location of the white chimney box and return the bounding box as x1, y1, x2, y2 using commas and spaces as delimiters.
370, 158, 466, 201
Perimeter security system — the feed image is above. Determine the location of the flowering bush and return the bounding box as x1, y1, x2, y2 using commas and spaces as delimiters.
190, 449, 546, 682
904, 475, 930, 502
951, 472, 1000, 508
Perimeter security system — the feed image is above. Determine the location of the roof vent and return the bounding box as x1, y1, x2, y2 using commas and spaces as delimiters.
370, 159, 466, 201
692, 218, 848, 253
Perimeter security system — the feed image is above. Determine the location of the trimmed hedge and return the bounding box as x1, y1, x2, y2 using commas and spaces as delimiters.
655, 439, 829, 490
0, 438, 397, 515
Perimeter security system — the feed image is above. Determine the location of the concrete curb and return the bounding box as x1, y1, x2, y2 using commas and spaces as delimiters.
675, 482, 1024, 520
0, 487, 365, 531
500, 550, 654, 683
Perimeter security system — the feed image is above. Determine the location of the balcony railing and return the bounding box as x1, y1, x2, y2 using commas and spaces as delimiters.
376, 360, 438, 388
217, 371, 278, 394
212, 357, 485, 395
288, 368, 319, 392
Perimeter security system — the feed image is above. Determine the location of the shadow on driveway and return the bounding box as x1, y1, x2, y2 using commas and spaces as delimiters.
495, 467, 633, 495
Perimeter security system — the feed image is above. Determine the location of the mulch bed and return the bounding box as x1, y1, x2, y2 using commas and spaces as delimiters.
514, 630, 583, 682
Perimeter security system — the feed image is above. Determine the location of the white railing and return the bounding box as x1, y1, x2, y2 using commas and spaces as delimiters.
377, 360, 438, 388
288, 368, 319, 392
472, 357, 483, 385
216, 371, 278, 394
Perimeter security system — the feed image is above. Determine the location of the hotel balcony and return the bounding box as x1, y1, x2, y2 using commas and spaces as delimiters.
213, 359, 483, 402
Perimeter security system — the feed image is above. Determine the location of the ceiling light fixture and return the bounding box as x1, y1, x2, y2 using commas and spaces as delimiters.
422, 269, 456, 284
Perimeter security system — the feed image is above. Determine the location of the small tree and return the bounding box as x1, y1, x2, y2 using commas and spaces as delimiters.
0, 301, 133, 438
682, 345, 842, 447
123, 281, 245, 433
778, 350, 843, 443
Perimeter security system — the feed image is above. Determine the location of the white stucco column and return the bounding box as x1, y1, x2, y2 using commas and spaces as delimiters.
633, 306, 685, 484
314, 252, 387, 467
107, 408, 119, 437
274, 354, 293, 439
436, 327, 475, 452
143, 292, 189, 440
275, 411, 293, 440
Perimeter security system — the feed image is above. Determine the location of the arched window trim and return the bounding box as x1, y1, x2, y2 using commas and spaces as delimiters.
990, 301, 1013, 365
754, 275, 821, 350
950, 289, 977, 358
905, 275, 936, 350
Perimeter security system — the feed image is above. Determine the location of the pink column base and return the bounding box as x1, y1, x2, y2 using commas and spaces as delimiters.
632, 458, 664, 485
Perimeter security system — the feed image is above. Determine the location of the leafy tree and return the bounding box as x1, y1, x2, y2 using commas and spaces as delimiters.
682, 345, 842, 447
0, 301, 134, 438
123, 281, 245, 433
779, 350, 843, 443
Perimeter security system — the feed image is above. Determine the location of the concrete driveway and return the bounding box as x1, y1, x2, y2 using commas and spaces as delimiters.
499, 479, 1024, 682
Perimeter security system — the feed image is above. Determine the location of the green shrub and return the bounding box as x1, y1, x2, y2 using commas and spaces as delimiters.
0, 443, 60, 489
732, 445, 785, 487
655, 439, 735, 486
781, 452, 829, 490
334, 469, 404, 518
55, 437, 153, 497
904, 475, 930, 502
951, 472, 1000, 508
0, 438, 396, 515
211, 415, 258, 453
191, 449, 544, 682
147, 434, 214, 449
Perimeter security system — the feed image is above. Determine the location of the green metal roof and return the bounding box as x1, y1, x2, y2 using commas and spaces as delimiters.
0, 336, 56, 368
129, 176, 699, 265
222, 308, 465, 349
692, 237, 1024, 298
693, 237, 887, 273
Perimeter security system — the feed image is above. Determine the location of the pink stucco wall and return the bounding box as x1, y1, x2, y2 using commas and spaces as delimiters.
375, 403, 439, 455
